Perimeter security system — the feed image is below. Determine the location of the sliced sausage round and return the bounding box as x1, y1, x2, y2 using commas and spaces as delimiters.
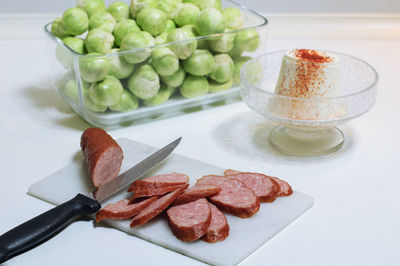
173, 184, 221, 206
202, 202, 229, 243
128, 173, 189, 192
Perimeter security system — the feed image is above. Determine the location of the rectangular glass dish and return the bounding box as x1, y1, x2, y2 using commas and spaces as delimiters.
44, 0, 268, 127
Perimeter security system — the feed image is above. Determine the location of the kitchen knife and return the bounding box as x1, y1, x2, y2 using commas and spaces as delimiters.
0, 137, 181, 263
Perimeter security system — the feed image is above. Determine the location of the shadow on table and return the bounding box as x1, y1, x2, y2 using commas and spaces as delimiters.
22, 84, 90, 131
212, 110, 356, 176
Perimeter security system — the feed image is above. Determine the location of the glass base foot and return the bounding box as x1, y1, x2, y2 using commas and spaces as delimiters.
269, 126, 344, 156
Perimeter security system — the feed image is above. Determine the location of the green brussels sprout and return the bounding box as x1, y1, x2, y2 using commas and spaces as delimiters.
161, 65, 186, 87
51, 17, 70, 39
63, 36, 86, 54
77, 0, 106, 17
208, 29, 234, 53
89, 11, 117, 32
182, 25, 209, 49
109, 90, 139, 111
128, 64, 160, 99
63, 79, 80, 103
167, 28, 197, 59
61, 7, 89, 36
113, 19, 141, 47
209, 54, 234, 83
120, 31, 154, 63
107, 1, 130, 22
136, 7, 167, 36
182, 0, 221, 10
84, 89, 107, 112
234, 29, 260, 53
232, 56, 251, 85
174, 3, 200, 27
164, 19, 177, 33
180, 75, 209, 98
85, 29, 115, 54
151, 47, 179, 76
143, 85, 173, 106
141, 31, 156, 45
183, 49, 215, 76
155, 0, 181, 19
79, 53, 111, 82
228, 45, 242, 58
130, 0, 156, 18
208, 78, 233, 92
195, 7, 225, 36
222, 7, 244, 30
89, 75, 124, 105
108, 48, 135, 79
155, 32, 168, 45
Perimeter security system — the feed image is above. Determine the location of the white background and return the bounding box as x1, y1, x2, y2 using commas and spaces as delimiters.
0, 0, 399, 13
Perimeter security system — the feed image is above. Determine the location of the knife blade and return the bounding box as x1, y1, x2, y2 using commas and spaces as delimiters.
0, 137, 181, 263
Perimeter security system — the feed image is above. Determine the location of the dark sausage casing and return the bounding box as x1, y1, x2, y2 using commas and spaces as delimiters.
81, 128, 124, 187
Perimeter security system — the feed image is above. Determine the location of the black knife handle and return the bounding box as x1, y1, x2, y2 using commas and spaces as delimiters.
0, 194, 100, 263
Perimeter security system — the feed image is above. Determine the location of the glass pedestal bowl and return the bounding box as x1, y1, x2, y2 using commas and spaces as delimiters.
240, 50, 378, 156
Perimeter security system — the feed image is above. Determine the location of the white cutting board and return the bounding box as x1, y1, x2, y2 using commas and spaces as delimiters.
28, 138, 314, 266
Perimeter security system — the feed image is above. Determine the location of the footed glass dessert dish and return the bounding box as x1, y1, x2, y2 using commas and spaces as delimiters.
240, 50, 378, 156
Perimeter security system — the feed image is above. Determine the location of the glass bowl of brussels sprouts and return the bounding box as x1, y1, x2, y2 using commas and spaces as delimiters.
44, 0, 268, 127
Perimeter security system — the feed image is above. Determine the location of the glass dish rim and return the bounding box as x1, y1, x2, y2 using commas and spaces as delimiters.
240, 49, 379, 102
43, 0, 269, 58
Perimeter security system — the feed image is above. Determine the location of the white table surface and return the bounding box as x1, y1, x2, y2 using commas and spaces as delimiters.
1, 13, 399, 266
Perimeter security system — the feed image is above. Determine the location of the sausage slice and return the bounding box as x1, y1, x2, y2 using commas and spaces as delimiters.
128, 184, 186, 203
173, 184, 221, 206
196, 175, 260, 218
81, 128, 124, 187
130, 184, 188, 227
167, 198, 211, 242
202, 202, 229, 243
128, 173, 189, 192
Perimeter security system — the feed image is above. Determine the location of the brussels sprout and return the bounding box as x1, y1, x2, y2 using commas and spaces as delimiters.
128, 64, 160, 99
51, 17, 70, 39
227, 45, 242, 58
141, 31, 156, 45
208, 29, 234, 53
164, 19, 176, 33
161, 65, 186, 87
143, 85, 173, 106
85, 29, 115, 54
182, 0, 221, 10
208, 78, 233, 92
89, 11, 117, 32
182, 25, 209, 49
79, 53, 111, 82
167, 28, 197, 59
183, 49, 215, 76
113, 19, 141, 46
194, 8, 224, 36
63, 37, 85, 54
174, 3, 200, 27
120, 31, 153, 63
63, 79, 80, 103
151, 47, 179, 76
234, 29, 260, 53
108, 48, 135, 79
109, 90, 139, 111
155, 0, 180, 19
155, 32, 168, 45
222, 7, 244, 30
232, 56, 251, 85
107, 1, 130, 22
84, 89, 107, 112
130, 0, 156, 18
180, 75, 209, 98
61, 7, 89, 36
89, 75, 124, 106
209, 54, 234, 83
136, 7, 167, 36
77, 0, 106, 17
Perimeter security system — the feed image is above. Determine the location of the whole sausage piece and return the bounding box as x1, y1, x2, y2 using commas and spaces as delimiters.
167, 198, 211, 242
225, 172, 279, 203
130, 184, 189, 227
196, 175, 260, 218
81, 128, 124, 187
202, 202, 230, 243
96, 196, 159, 222
128, 173, 189, 192
172, 184, 221, 206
